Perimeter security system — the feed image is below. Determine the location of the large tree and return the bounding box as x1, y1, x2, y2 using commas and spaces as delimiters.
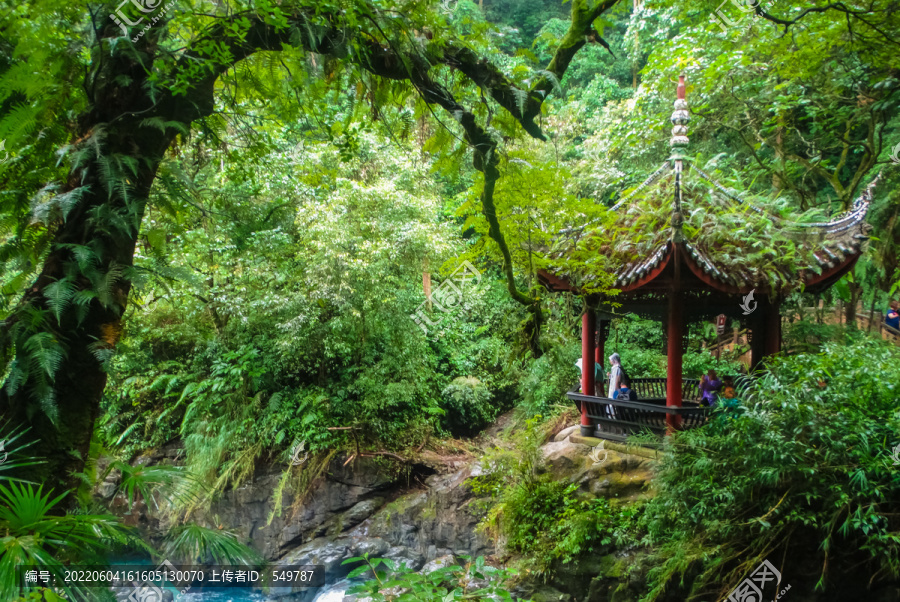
0, 0, 620, 492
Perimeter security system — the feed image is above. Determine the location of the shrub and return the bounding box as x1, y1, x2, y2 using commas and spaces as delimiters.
440, 377, 496, 437
615, 346, 665, 378
679, 351, 744, 381
0, 482, 140, 601
636, 337, 900, 600
344, 555, 516, 602
472, 418, 640, 578
517, 344, 580, 417
782, 318, 863, 354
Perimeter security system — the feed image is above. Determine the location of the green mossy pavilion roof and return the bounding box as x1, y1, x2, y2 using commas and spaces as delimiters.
538, 78, 878, 305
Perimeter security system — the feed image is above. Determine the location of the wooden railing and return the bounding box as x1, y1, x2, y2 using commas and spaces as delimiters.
594, 377, 702, 402
705, 328, 749, 354
798, 305, 900, 348
886, 324, 900, 346
855, 310, 900, 346
569, 378, 710, 442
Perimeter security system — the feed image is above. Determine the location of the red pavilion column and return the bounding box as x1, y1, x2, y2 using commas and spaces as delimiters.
581, 308, 596, 436
666, 293, 683, 432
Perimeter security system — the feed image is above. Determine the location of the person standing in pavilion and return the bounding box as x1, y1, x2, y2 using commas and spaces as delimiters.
603, 353, 627, 418
607, 353, 626, 399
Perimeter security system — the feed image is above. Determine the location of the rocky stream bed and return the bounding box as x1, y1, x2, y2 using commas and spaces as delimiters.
97, 419, 657, 602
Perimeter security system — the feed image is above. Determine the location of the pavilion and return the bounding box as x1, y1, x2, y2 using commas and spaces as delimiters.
537, 76, 878, 440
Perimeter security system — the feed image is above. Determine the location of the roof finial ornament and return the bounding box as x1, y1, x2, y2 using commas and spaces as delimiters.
670, 74, 690, 155
670, 75, 689, 243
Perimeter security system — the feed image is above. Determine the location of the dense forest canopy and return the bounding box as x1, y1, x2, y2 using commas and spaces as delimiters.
0, 0, 899, 599
0, 0, 896, 483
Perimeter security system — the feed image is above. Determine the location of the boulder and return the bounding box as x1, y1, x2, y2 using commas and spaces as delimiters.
539, 440, 592, 478
562, 444, 653, 501
341, 498, 385, 530
276, 536, 351, 580
192, 455, 396, 558
515, 584, 573, 602
351, 537, 390, 558
553, 425, 581, 442
420, 554, 457, 574
360, 466, 494, 562
383, 545, 425, 571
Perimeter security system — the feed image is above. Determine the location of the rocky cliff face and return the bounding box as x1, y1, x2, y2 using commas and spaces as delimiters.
97, 426, 658, 601
267, 461, 495, 600
98, 445, 499, 599
198, 456, 399, 560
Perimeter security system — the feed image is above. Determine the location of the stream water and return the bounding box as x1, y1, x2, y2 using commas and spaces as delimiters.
168, 580, 348, 601
159, 582, 346, 601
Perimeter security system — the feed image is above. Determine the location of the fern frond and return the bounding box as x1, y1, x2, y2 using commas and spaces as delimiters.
535, 70, 563, 96
23, 332, 64, 377
43, 278, 76, 323
510, 86, 528, 117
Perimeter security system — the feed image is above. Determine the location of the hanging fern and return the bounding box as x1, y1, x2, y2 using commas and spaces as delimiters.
42, 278, 76, 323
22, 332, 64, 379
509, 86, 528, 117
534, 69, 563, 97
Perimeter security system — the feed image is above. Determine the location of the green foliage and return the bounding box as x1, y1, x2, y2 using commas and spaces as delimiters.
0, 420, 43, 485
636, 337, 900, 599
0, 482, 141, 601
487, 477, 630, 576
99, 130, 533, 505
603, 315, 744, 379
440, 376, 496, 436
516, 343, 580, 417
101, 459, 202, 513
12, 589, 67, 602
343, 554, 518, 602
2, 5, 898, 599
472, 418, 639, 578
782, 316, 864, 355
679, 351, 744, 383
162, 523, 263, 566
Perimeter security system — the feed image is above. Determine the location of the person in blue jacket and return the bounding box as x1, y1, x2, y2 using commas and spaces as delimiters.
885, 300, 900, 331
